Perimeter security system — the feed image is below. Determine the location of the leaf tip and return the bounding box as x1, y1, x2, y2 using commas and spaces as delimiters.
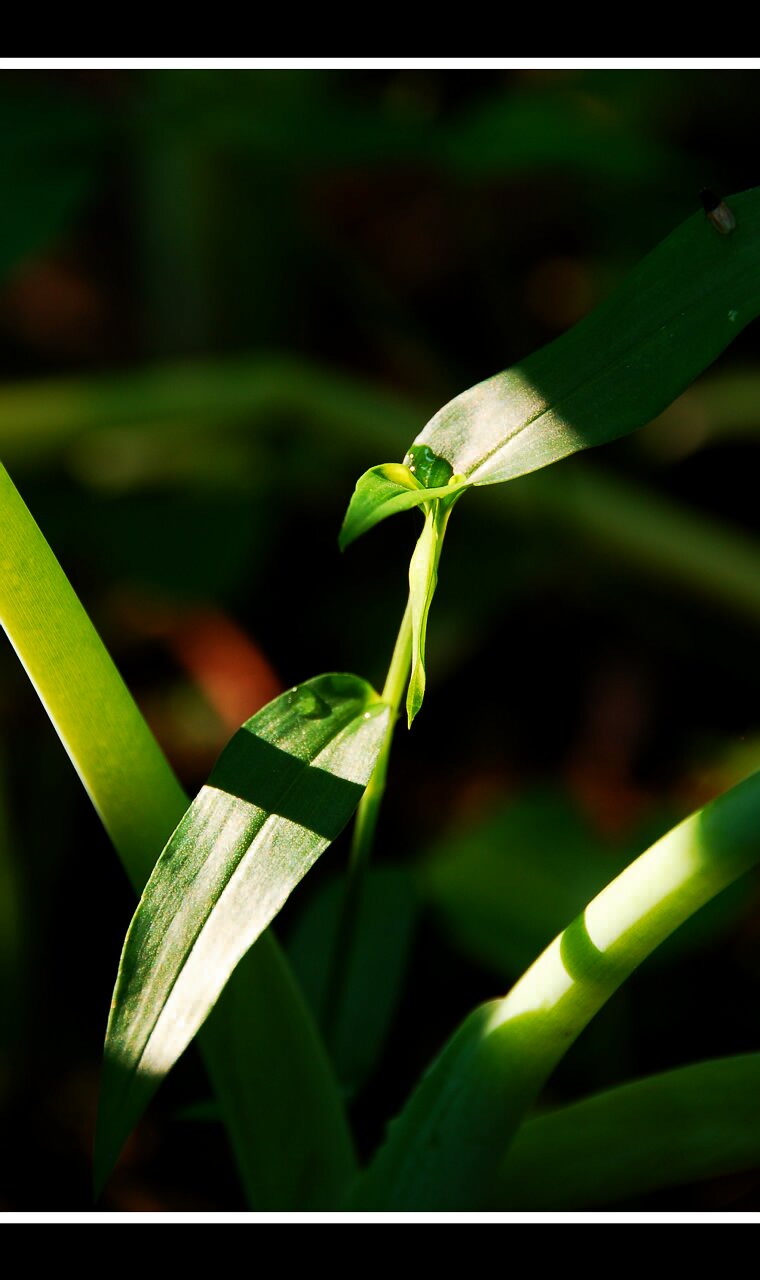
405, 681, 423, 729
337, 523, 354, 553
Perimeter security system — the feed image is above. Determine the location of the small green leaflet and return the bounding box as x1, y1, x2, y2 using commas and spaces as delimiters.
339, 461, 469, 551
95, 673, 390, 1193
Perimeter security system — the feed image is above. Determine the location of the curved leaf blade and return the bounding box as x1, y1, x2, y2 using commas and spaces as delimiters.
339, 462, 468, 551
349, 765, 760, 1209
96, 672, 390, 1193
0, 462, 358, 1208
412, 187, 760, 485
497, 1054, 760, 1209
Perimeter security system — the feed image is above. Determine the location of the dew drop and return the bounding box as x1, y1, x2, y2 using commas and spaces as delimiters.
288, 687, 332, 719
402, 444, 454, 489
728, 309, 739, 323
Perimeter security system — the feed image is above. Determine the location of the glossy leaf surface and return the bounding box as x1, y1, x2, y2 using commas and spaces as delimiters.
96, 673, 389, 1192
411, 188, 760, 485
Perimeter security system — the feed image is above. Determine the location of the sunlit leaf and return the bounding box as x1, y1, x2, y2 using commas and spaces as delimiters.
338, 462, 468, 551
410, 187, 760, 486
342, 191, 760, 734
497, 1054, 760, 1209
95, 673, 389, 1193
349, 766, 760, 1208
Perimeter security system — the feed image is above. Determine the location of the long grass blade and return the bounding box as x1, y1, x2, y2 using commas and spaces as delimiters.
0, 462, 358, 1207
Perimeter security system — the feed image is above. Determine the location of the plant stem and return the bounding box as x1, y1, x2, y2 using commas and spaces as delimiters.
0, 462, 356, 1207
322, 596, 413, 1047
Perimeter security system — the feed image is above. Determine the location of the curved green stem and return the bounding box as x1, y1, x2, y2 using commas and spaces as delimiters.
322, 597, 413, 1047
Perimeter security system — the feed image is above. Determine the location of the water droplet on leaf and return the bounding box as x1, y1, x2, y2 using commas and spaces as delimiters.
288, 687, 332, 719
402, 444, 453, 489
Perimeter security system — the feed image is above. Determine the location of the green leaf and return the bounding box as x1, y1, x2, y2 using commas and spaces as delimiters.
497, 1054, 760, 1209
95, 673, 390, 1194
288, 866, 418, 1097
339, 462, 468, 551
410, 187, 760, 486
343, 195, 760, 727
199, 933, 355, 1209
1, 462, 361, 1207
349, 765, 760, 1209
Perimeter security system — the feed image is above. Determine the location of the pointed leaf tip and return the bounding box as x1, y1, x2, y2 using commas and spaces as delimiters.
96, 672, 390, 1191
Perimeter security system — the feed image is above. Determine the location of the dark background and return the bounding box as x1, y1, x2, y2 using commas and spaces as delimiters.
1, 67, 760, 1211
